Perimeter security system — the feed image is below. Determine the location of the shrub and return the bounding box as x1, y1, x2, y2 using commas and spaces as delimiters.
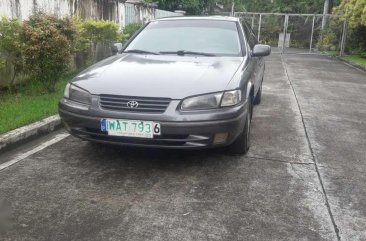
80, 19, 121, 63
72, 17, 93, 70
123, 22, 144, 39
346, 26, 366, 54
316, 29, 337, 51
0, 17, 23, 89
82, 20, 119, 44
72, 18, 90, 53
21, 13, 76, 92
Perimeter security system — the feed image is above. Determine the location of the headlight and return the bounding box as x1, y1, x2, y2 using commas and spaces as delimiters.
181, 92, 222, 110
181, 90, 241, 111
221, 90, 241, 107
64, 83, 91, 105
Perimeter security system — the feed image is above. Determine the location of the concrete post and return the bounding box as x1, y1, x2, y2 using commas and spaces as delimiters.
258, 14, 262, 42
309, 15, 316, 53
340, 21, 347, 56
282, 15, 289, 54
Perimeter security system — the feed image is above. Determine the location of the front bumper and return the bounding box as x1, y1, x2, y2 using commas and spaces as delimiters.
59, 98, 248, 149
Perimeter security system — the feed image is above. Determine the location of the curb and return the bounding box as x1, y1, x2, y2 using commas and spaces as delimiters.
338, 57, 366, 72
0, 115, 62, 154
328, 55, 366, 72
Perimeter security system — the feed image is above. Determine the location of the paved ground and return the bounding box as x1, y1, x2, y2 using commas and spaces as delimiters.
0, 53, 365, 241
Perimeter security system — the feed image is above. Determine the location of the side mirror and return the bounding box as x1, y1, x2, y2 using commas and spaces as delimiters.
111, 43, 123, 54
252, 44, 271, 57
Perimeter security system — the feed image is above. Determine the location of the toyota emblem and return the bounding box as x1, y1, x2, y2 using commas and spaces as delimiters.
127, 100, 139, 108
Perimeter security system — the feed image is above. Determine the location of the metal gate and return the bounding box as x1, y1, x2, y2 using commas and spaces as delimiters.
125, 3, 137, 25
235, 12, 347, 56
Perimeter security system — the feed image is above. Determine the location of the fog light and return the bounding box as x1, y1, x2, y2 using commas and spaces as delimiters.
213, 133, 228, 145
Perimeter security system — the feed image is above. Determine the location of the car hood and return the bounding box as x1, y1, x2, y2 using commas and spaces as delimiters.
72, 54, 244, 99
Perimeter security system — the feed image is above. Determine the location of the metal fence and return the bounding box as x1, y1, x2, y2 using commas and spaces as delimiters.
235, 12, 347, 56
125, 4, 137, 25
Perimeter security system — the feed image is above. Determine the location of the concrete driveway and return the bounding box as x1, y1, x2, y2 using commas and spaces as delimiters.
0, 53, 365, 241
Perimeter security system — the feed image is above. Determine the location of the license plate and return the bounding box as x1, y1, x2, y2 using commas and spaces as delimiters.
101, 119, 161, 138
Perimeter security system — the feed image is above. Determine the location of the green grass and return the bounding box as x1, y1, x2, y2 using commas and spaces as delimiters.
326, 51, 366, 68
0, 79, 68, 134
342, 55, 366, 67
326, 50, 339, 56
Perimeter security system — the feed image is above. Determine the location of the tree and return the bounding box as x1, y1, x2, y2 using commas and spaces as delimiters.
152, 0, 342, 14
334, 0, 366, 28
240, 0, 328, 13
219, 0, 246, 14
152, 0, 204, 15
334, 0, 366, 52
150, 0, 244, 15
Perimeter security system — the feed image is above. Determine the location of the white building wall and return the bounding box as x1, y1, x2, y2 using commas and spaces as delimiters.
0, 0, 181, 22
0, 0, 182, 27
0, 0, 76, 20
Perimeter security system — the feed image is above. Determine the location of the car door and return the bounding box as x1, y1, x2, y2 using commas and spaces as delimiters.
243, 23, 263, 96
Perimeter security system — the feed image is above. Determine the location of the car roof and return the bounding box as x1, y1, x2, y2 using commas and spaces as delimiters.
153, 16, 240, 22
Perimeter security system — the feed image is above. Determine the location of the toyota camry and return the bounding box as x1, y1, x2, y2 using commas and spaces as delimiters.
59, 16, 271, 154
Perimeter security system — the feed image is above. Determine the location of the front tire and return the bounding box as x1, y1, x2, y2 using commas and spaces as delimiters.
254, 84, 262, 105
228, 101, 251, 155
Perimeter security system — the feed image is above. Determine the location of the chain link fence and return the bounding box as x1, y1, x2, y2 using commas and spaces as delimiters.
235, 12, 347, 55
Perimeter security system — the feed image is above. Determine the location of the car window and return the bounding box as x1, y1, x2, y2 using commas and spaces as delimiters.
125, 20, 243, 57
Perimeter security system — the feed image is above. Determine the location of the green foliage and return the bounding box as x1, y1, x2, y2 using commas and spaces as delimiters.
334, 0, 366, 54
72, 17, 91, 54
152, 0, 243, 15
82, 19, 119, 43
334, 0, 366, 28
231, 0, 339, 14
0, 58, 4, 69
349, 47, 366, 58
0, 17, 23, 88
72, 18, 123, 70
117, 31, 128, 43
0, 14, 123, 90
259, 15, 283, 45
317, 29, 337, 51
21, 12, 76, 92
153, 0, 204, 15
123, 22, 144, 39
153, 0, 339, 15
346, 26, 366, 52
240, 0, 340, 14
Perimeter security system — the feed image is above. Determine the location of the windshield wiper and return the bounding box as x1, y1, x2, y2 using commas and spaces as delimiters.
124, 49, 161, 55
160, 50, 216, 57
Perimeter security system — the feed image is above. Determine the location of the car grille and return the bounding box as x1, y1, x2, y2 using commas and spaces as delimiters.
72, 127, 211, 147
99, 94, 171, 113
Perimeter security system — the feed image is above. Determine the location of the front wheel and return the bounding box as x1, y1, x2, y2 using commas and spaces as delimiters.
227, 101, 251, 155
254, 84, 262, 105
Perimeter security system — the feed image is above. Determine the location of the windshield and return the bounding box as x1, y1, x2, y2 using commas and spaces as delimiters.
125, 20, 243, 57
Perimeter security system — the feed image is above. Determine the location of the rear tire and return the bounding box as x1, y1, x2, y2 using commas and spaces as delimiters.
254, 84, 262, 105
228, 101, 251, 155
